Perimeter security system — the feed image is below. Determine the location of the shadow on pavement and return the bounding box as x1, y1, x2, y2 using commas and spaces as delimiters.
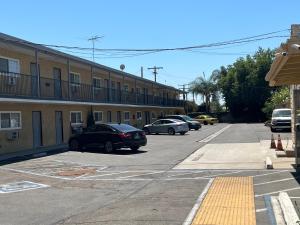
0, 148, 68, 167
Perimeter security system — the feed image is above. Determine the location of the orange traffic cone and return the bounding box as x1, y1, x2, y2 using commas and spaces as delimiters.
270, 134, 276, 149
276, 134, 283, 151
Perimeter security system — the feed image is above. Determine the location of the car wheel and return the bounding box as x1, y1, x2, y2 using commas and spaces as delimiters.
204, 121, 208, 125
69, 139, 80, 151
195, 127, 200, 130
180, 131, 186, 135
271, 127, 276, 132
130, 146, 140, 152
168, 128, 175, 135
210, 123, 214, 125
104, 141, 114, 153
143, 128, 150, 135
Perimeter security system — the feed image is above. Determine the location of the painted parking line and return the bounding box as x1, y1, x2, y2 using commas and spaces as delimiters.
0, 181, 49, 194
197, 124, 231, 143
252, 170, 290, 177
118, 171, 166, 179
255, 187, 300, 197
254, 177, 299, 186
167, 171, 205, 178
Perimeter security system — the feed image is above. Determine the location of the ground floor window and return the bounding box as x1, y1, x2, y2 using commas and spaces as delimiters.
0, 112, 21, 130
94, 111, 103, 124
136, 111, 142, 120
70, 111, 82, 124
152, 112, 156, 120
124, 111, 130, 121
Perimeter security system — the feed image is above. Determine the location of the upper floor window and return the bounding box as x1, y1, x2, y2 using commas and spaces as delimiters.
70, 72, 80, 86
124, 84, 129, 92
0, 57, 20, 75
93, 77, 101, 89
0, 112, 21, 130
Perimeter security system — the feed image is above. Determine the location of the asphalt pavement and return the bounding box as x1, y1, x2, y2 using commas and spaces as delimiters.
0, 123, 298, 225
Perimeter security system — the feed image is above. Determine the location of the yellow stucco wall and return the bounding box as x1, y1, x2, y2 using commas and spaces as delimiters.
0, 102, 184, 155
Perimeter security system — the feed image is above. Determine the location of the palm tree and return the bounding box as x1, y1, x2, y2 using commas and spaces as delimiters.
189, 71, 219, 113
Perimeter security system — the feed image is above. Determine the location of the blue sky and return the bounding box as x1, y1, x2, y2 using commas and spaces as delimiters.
1, 0, 298, 99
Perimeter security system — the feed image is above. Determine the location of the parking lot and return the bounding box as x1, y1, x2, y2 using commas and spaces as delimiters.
0, 123, 299, 225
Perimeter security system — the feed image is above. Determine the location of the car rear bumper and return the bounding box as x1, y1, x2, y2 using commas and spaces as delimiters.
114, 139, 147, 148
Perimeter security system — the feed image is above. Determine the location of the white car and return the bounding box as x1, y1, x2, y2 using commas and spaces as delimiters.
271, 108, 291, 132
143, 119, 189, 135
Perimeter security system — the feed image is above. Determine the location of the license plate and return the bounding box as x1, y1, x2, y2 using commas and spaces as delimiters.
134, 133, 140, 139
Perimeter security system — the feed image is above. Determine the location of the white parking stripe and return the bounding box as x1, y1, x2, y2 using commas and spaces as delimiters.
252, 170, 289, 177
199, 170, 242, 178
197, 125, 231, 143
167, 171, 205, 178
254, 177, 299, 186
118, 171, 166, 179
256, 208, 267, 213
79, 171, 131, 179
255, 187, 300, 197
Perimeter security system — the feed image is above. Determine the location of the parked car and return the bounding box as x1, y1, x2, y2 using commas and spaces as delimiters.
68, 123, 147, 152
164, 115, 201, 130
143, 119, 189, 135
194, 115, 219, 125
270, 108, 291, 132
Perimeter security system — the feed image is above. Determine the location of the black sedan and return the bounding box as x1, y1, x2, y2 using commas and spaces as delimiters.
68, 123, 147, 152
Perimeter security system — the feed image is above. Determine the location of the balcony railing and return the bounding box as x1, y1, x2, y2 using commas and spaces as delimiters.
0, 72, 184, 107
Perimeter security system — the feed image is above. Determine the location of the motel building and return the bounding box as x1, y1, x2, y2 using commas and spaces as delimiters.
0, 33, 185, 157
265, 24, 300, 166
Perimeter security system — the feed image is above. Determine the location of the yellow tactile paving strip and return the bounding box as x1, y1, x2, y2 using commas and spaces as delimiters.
192, 177, 256, 225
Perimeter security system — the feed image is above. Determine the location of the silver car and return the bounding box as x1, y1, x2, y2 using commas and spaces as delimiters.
143, 119, 189, 135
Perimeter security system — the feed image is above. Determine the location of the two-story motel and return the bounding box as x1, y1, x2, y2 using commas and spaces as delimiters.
0, 33, 185, 156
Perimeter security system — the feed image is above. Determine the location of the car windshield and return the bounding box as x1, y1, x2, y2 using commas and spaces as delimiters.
110, 124, 138, 132
272, 110, 291, 117
182, 115, 193, 121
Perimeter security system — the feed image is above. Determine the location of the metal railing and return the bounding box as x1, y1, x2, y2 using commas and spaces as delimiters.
0, 72, 184, 107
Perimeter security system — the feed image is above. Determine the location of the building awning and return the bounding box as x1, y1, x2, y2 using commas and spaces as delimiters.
266, 53, 300, 86
265, 24, 300, 86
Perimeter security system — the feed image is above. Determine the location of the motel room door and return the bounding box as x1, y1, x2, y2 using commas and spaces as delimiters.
53, 68, 62, 98
144, 111, 150, 125
30, 63, 39, 97
55, 111, 63, 145
32, 111, 42, 148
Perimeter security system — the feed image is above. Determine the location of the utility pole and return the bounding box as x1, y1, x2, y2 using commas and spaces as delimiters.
88, 35, 104, 62
147, 66, 163, 82
178, 84, 189, 114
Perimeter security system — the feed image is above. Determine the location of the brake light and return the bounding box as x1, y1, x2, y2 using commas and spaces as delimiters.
119, 133, 131, 138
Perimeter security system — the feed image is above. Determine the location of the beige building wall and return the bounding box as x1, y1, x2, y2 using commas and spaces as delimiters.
0, 102, 184, 156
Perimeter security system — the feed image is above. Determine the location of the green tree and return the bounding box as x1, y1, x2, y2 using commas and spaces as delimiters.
262, 87, 290, 118
217, 48, 275, 121
189, 72, 218, 113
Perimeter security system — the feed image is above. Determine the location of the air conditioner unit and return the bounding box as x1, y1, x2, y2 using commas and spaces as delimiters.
6, 131, 19, 141
7, 76, 17, 86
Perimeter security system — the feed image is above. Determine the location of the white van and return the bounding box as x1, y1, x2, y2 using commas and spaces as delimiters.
271, 108, 291, 132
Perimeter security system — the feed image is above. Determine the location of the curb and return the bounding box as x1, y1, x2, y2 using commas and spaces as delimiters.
265, 157, 273, 169
278, 192, 300, 225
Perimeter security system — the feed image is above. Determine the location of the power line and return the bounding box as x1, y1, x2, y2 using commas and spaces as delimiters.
0, 29, 289, 54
